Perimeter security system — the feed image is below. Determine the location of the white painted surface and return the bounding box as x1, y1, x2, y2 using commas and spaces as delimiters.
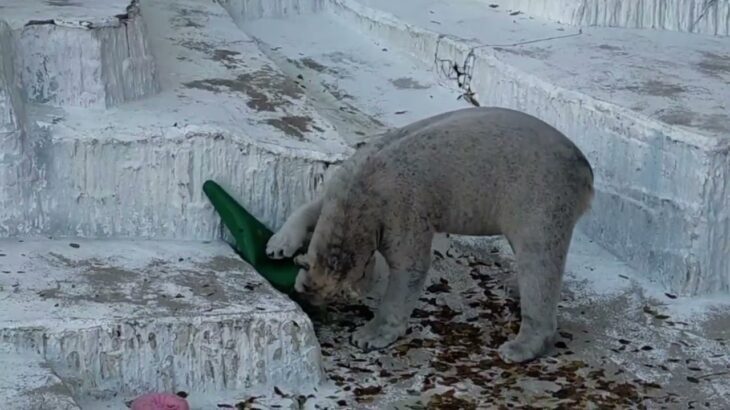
0, 344, 80, 410
325, 0, 730, 295
0, 239, 323, 399
482, 0, 730, 36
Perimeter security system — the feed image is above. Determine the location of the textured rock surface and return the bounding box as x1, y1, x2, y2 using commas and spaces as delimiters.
326, 0, 730, 295
0, 344, 80, 410
484, 0, 730, 36
0, 240, 323, 400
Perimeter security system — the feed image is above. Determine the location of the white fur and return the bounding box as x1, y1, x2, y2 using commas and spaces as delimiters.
267, 107, 594, 363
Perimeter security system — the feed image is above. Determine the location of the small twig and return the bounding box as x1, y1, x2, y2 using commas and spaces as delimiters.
432, 29, 583, 107
697, 370, 730, 380
690, 0, 718, 32
471, 29, 583, 50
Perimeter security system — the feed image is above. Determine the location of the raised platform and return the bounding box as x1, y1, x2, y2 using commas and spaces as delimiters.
325, 0, 730, 296
0, 239, 322, 401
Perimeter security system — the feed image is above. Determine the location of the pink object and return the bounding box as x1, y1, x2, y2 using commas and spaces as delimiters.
130, 393, 190, 410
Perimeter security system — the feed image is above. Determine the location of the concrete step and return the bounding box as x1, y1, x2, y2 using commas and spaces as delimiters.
0, 344, 80, 410
479, 0, 730, 36
318, 0, 730, 296
0, 239, 322, 402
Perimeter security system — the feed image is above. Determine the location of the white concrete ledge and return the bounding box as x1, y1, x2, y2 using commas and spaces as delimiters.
326, 0, 730, 296
0, 240, 323, 400
217, 0, 325, 21
35, 130, 340, 240
484, 0, 730, 36
9, 0, 160, 108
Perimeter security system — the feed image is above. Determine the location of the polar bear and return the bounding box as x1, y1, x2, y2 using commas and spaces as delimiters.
266, 106, 594, 363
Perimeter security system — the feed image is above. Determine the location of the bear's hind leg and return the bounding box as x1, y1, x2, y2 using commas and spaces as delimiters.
497, 228, 573, 363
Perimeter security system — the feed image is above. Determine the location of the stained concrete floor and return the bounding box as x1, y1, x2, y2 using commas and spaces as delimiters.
143, 234, 729, 409
304, 235, 730, 409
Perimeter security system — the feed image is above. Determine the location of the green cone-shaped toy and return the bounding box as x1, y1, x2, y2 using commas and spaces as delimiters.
203, 180, 299, 294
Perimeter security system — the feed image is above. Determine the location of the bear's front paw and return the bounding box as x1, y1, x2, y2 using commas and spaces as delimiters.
497, 335, 549, 364
349, 319, 406, 352
266, 228, 305, 259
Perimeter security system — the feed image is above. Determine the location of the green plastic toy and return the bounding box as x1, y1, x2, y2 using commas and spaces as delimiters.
203, 180, 300, 294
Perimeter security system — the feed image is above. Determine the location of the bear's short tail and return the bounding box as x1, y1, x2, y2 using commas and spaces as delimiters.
576, 154, 595, 216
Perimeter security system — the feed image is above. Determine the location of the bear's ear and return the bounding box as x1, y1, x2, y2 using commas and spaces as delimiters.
326, 254, 340, 273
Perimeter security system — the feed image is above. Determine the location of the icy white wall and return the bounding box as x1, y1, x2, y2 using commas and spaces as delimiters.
217, 0, 325, 21
16, 1, 160, 108
489, 0, 730, 36
34, 133, 333, 240
327, 0, 730, 295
